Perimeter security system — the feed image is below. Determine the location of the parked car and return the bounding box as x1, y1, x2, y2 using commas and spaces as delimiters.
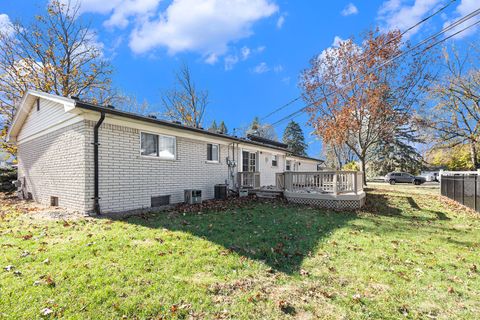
384, 172, 426, 185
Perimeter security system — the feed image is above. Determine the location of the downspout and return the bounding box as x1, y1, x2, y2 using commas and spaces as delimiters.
93, 111, 105, 215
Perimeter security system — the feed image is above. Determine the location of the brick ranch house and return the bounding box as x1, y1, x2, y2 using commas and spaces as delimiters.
7, 90, 324, 215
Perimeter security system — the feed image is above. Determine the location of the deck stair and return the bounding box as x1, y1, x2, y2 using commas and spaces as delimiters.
251, 189, 284, 199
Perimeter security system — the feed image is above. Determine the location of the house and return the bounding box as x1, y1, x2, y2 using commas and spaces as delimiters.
7, 90, 324, 214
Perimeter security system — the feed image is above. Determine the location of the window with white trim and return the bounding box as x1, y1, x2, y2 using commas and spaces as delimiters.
141, 132, 176, 159
272, 155, 278, 167
286, 160, 292, 171
207, 143, 219, 162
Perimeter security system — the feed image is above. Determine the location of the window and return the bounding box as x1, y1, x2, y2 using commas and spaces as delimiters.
286, 160, 292, 171
141, 133, 158, 157
272, 155, 278, 167
159, 135, 176, 159
141, 132, 176, 159
207, 144, 219, 162
242, 151, 257, 172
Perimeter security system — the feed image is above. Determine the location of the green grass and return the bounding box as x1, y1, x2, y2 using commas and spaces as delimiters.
1, 185, 480, 319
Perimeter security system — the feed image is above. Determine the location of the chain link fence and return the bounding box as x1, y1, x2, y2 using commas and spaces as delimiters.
440, 172, 480, 212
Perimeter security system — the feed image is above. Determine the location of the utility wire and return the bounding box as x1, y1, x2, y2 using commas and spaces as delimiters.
269, 7, 480, 127
254, 0, 458, 125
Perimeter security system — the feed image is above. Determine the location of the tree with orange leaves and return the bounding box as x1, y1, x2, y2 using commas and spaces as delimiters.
300, 29, 431, 185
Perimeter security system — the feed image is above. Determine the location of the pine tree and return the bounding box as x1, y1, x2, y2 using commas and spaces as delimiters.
368, 127, 424, 176
208, 120, 218, 133
218, 121, 228, 134
283, 121, 307, 156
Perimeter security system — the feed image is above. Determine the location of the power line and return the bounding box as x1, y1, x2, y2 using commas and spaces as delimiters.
255, 0, 457, 125
269, 7, 480, 128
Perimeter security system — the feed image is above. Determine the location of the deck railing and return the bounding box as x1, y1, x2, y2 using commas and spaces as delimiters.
238, 172, 261, 189
279, 171, 364, 195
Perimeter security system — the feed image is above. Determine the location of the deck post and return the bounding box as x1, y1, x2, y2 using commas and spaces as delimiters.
284, 172, 293, 191
353, 172, 358, 195
333, 172, 338, 196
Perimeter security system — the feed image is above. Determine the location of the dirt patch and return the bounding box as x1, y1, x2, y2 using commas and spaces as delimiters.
0, 192, 88, 221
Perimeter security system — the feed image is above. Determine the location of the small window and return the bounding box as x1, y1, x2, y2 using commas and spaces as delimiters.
141, 132, 176, 159
286, 160, 291, 171
207, 144, 219, 162
36, 99, 40, 111
50, 196, 59, 207
272, 155, 278, 167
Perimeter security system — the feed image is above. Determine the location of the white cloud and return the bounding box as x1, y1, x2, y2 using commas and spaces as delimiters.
0, 13, 13, 36
443, 0, 480, 39
58, 0, 161, 28
241, 46, 251, 60
332, 36, 347, 47
251, 62, 283, 74
377, 0, 443, 37
224, 55, 239, 70
276, 15, 285, 29
129, 0, 279, 60
253, 62, 270, 74
62, 0, 278, 62
341, 3, 359, 16
223, 45, 265, 70
273, 64, 283, 73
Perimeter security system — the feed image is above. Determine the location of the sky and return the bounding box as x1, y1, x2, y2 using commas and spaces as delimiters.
1, 0, 479, 158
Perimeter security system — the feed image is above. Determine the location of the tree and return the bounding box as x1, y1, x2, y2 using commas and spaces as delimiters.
342, 161, 360, 171
426, 144, 476, 170
218, 121, 228, 134
161, 63, 208, 128
418, 45, 480, 169
300, 29, 431, 185
282, 120, 307, 156
323, 142, 356, 170
368, 127, 424, 176
246, 116, 278, 140
0, 0, 114, 155
208, 120, 218, 133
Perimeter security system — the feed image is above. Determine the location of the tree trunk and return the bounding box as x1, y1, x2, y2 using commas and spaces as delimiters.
469, 142, 479, 169
359, 157, 367, 186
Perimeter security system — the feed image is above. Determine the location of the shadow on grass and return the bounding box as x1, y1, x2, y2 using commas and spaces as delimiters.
364, 192, 451, 221
121, 201, 357, 274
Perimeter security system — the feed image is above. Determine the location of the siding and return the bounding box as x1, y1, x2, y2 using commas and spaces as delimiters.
17, 98, 75, 141
84, 121, 230, 213
17, 121, 88, 211
257, 152, 285, 186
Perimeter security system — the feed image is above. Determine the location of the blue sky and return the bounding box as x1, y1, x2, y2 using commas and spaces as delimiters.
1, 0, 478, 157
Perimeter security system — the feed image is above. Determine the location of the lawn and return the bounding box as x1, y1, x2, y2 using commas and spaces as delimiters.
1, 185, 479, 319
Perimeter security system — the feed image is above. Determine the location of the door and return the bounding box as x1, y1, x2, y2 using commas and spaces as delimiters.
242, 151, 257, 172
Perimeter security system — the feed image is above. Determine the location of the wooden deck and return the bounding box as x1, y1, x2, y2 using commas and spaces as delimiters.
240, 171, 366, 209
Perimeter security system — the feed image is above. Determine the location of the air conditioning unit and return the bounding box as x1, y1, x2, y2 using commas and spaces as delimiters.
184, 189, 202, 204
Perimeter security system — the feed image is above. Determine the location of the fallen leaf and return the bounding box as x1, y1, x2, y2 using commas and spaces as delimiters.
40, 308, 53, 316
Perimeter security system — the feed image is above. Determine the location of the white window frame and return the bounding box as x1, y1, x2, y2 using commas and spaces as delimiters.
286, 160, 292, 171
140, 131, 176, 160
206, 143, 220, 163
272, 155, 278, 167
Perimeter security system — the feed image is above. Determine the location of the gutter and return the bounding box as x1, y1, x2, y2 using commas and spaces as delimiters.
74, 101, 292, 154
93, 111, 105, 215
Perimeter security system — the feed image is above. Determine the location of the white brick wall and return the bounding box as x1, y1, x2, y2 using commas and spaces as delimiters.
17, 121, 88, 212
84, 121, 230, 213
17, 117, 322, 215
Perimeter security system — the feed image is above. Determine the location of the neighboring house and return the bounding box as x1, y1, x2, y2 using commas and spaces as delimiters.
7, 91, 324, 214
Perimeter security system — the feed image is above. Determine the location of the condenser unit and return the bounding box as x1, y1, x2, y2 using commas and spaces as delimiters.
184, 189, 202, 204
